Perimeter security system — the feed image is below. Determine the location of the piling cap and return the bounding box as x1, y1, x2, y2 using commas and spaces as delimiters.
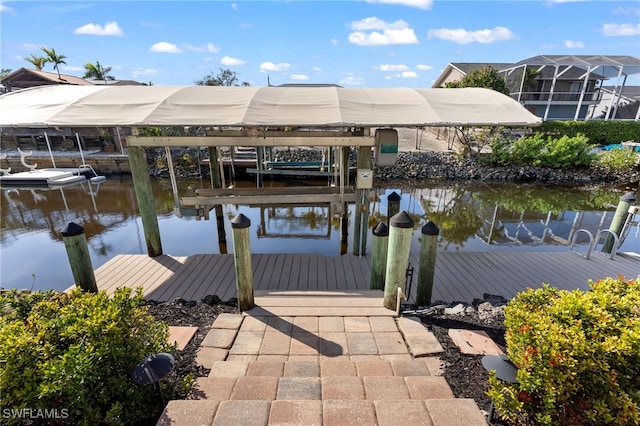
387, 191, 401, 202
421, 221, 440, 236
372, 222, 389, 237
389, 211, 414, 228
621, 192, 637, 203
231, 213, 251, 229
61, 222, 85, 237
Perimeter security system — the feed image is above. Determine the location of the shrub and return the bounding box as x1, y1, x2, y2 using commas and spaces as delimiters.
540, 121, 640, 145
487, 276, 640, 425
488, 133, 596, 168
596, 148, 639, 171
0, 288, 179, 425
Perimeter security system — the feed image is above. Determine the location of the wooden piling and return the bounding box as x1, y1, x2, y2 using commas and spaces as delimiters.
416, 221, 439, 306
383, 211, 414, 310
61, 222, 97, 293
603, 191, 637, 253
208, 146, 222, 189
387, 192, 401, 225
128, 146, 162, 257
231, 214, 254, 311
356, 147, 373, 255
370, 222, 389, 290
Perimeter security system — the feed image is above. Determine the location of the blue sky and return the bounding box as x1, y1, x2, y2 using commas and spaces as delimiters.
1, 1, 639, 87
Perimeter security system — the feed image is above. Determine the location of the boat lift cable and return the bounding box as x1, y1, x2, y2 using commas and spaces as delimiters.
43, 132, 56, 168
165, 147, 180, 208
75, 133, 86, 167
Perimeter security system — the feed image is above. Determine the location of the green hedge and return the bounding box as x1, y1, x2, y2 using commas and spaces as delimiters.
540, 121, 640, 145
0, 288, 182, 425
488, 133, 595, 168
487, 276, 640, 425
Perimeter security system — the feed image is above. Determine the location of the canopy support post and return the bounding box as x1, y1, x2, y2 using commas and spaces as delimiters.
128, 131, 162, 257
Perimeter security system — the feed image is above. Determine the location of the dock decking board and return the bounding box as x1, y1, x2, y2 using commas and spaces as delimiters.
86, 251, 639, 304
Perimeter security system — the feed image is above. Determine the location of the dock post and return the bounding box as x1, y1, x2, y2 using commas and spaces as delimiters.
61, 222, 97, 293
341, 202, 349, 255
383, 211, 414, 310
128, 146, 162, 257
355, 146, 373, 256
387, 192, 401, 225
416, 221, 439, 306
353, 195, 362, 256
231, 214, 254, 311
603, 191, 637, 253
370, 222, 389, 290
208, 146, 227, 251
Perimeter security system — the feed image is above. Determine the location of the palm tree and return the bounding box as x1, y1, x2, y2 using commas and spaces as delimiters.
523, 67, 541, 91
40, 47, 67, 79
25, 54, 47, 71
83, 61, 114, 82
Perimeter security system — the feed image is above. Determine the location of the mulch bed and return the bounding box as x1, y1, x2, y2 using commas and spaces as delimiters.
148, 301, 508, 424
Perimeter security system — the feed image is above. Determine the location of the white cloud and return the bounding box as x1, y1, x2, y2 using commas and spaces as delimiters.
427, 26, 515, 44
0, 4, 14, 12
366, 0, 433, 9
185, 43, 220, 53
377, 64, 409, 71
259, 62, 290, 72
74, 21, 123, 36
221, 56, 246, 66
351, 17, 408, 31
291, 74, 309, 81
612, 6, 640, 16
132, 68, 158, 78
231, 3, 238, 10
330, 38, 339, 45
339, 74, 365, 86
349, 17, 418, 46
313, 67, 322, 72
62, 65, 83, 72
416, 64, 432, 71
150, 42, 182, 53
240, 22, 252, 29
564, 40, 584, 48
398, 71, 418, 78
601, 23, 640, 36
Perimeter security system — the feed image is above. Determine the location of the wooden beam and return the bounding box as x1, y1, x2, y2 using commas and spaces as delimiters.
181, 193, 356, 206
127, 135, 375, 147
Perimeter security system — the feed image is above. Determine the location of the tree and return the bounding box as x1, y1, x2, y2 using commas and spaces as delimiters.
24, 54, 47, 71
445, 65, 509, 95
83, 61, 115, 82
0, 68, 12, 79
522, 67, 541, 91
40, 46, 67, 78
195, 68, 250, 86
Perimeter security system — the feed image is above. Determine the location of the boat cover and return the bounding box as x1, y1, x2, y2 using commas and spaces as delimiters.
0, 85, 542, 128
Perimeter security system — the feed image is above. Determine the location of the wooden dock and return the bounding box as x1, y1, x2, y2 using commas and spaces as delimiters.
88, 251, 639, 304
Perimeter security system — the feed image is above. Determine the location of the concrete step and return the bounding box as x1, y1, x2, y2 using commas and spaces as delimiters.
157, 398, 488, 425
193, 374, 456, 401
207, 359, 439, 379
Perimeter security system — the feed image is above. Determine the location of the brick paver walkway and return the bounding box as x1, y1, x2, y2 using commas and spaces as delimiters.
158, 311, 488, 425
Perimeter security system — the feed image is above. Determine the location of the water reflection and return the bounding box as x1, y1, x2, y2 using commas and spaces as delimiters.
0, 176, 637, 292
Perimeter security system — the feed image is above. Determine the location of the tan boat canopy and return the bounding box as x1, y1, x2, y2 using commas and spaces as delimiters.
0, 85, 541, 128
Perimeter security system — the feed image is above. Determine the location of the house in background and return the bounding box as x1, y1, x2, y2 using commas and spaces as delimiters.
591, 85, 640, 120
432, 55, 640, 121
0, 68, 142, 152
0, 68, 94, 92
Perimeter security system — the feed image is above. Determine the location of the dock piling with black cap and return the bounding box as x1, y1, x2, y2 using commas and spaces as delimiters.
61, 222, 98, 293
383, 211, 415, 310
231, 214, 254, 311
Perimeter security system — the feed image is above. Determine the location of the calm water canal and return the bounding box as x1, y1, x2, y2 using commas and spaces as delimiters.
1, 176, 638, 292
